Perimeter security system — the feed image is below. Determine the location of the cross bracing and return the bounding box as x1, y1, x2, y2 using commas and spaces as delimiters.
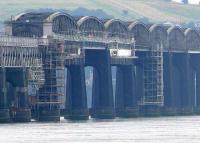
3, 10, 200, 112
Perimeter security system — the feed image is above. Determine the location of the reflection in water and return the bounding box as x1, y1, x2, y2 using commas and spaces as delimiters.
0, 116, 200, 143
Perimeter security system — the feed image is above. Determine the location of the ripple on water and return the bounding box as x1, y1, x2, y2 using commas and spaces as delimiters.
0, 116, 200, 143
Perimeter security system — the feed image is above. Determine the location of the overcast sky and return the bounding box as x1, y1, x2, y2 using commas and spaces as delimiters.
172, 0, 200, 4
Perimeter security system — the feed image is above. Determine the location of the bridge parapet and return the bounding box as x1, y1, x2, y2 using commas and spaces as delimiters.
0, 35, 38, 47
52, 32, 133, 44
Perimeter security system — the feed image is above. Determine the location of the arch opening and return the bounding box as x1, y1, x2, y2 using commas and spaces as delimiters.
52, 14, 77, 35
168, 27, 185, 52
78, 17, 105, 39
105, 19, 129, 39
129, 22, 150, 50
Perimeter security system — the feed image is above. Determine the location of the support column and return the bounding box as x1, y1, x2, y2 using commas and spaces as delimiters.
115, 65, 138, 117
163, 52, 177, 115
135, 65, 144, 107
65, 64, 89, 120
136, 51, 162, 116
0, 68, 10, 122
195, 70, 200, 113
172, 53, 192, 115
13, 68, 31, 122
135, 52, 145, 115
37, 67, 61, 122
189, 67, 196, 111
37, 44, 62, 122
85, 49, 115, 119
189, 54, 200, 114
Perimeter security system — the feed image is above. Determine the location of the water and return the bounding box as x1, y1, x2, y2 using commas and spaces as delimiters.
0, 116, 200, 143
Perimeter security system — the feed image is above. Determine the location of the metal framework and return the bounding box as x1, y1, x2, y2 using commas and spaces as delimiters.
36, 41, 65, 108
4, 11, 167, 110
141, 43, 164, 106
0, 36, 45, 89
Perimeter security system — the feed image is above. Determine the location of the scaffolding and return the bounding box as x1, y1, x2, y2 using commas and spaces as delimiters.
36, 41, 65, 111
140, 43, 164, 106
0, 36, 45, 90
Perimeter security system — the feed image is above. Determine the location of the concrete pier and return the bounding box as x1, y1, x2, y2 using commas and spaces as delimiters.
6, 68, 32, 122
37, 68, 60, 122
190, 54, 200, 114
65, 64, 89, 120
1, 11, 200, 123
85, 48, 115, 119
172, 53, 192, 115
163, 53, 177, 115
0, 68, 10, 122
115, 65, 138, 117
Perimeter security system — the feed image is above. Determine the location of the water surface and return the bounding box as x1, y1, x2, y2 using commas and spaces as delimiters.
0, 116, 200, 143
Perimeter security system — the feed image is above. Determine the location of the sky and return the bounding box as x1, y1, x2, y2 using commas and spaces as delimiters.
172, 0, 200, 4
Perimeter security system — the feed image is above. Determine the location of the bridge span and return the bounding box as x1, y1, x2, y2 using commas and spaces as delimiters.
0, 11, 199, 122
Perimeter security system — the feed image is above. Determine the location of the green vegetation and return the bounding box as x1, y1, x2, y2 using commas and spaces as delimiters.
0, 0, 200, 23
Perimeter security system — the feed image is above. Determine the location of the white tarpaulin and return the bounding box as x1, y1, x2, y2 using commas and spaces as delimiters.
110, 49, 132, 57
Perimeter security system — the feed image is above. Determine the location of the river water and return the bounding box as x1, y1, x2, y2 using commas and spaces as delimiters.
0, 116, 200, 143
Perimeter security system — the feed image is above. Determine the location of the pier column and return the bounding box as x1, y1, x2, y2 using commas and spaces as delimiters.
135, 65, 144, 107
65, 64, 89, 120
135, 51, 145, 106
85, 48, 115, 119
0, 68, 10, 122
13, 68, 31, 122
172, 53, 192, 115
189, 67, 196, 110
135, 51, 162, 116
37, 68, 61, 122
163, 52, 178, 115
37, 43, 64, 122
115, 65, 138, 117
164, 53, 192, 116
189, 54, 200, 114
195, 69, 200, 113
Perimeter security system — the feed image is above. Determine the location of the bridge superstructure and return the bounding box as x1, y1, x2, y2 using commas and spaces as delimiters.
0, 11, 199, 122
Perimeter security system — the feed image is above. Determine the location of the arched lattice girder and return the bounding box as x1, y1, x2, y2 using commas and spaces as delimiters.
185, 28, 200, 52
77, 16, 104, 37
12, 12, 53, 37
167, 26, 185, 52
14, 12, 27, 21
129, 21, 150, 50
16, 12, 53, 22
12, 23, 43, 37
47, 12, 78, 35
149, 24, 167, 50
105, 19, 129, 38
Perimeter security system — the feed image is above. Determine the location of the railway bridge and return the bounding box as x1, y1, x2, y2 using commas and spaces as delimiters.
0, 11, 199, 122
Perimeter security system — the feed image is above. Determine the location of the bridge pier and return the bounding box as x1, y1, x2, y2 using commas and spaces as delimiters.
65, 64, 89, 120
163, 52, 178, 115
163, 53, 192, 116
12, 69, 31, 122
190, 54, 200, 114
37, 69, 60, 122
85, 48, 115, 119
172, 53, 192, 115
136, 51, 162, 116
115, 65, 138, 117
195, 70, 200, 113
0, 68, 10, 123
